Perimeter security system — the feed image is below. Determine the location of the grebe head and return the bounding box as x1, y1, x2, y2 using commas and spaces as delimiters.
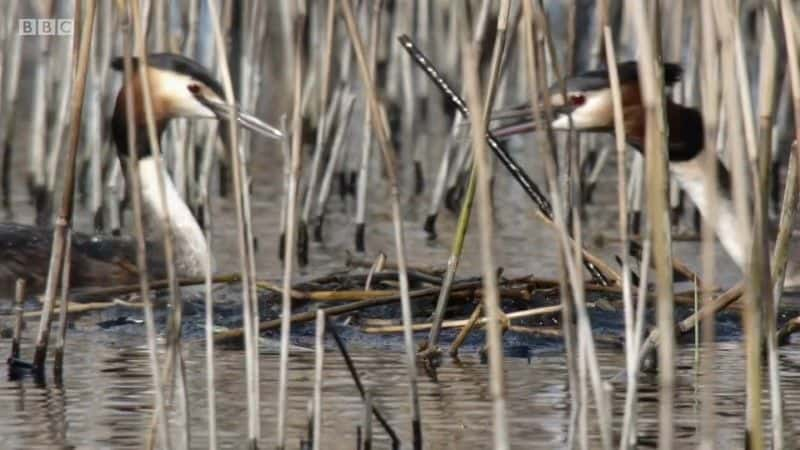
491, 61, 683, 138
110, 52, 282, 159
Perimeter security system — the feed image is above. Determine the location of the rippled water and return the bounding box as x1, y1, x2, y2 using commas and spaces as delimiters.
3, 331, 800, 449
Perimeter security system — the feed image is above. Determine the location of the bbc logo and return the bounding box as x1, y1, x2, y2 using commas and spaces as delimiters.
19, 19, 74, 36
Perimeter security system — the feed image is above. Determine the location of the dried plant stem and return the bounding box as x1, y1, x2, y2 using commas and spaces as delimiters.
425, 0, 512, 355
32, 0, 96, 371
754, 3, 782, 448
315, 93, 356, 235
131, 0, 192, 446
448, 302, 482, 357
0, 0, 21, 213
276, 2, 307, 448
53, 233, 72, 376
698, 1, 721, 447
215, 281, 483, 344
355, 0, 382, 252
339, 0, 422, 446
364, 304, 562, 334
203, 188, 218, 450
115, 3, 170, 446
713, 1, 764, 447
10, 279, 25, 360
460, 8, 511, 443
629, 3, 676, 448
620, 239, 652, 447
204, 0, 262, 446
520, 3, 611, 448
424, 114, 463, 239
601, 26, 638, 449
27, 2, 52, 223
302, 0, 338, 250
312, 309, 325, 450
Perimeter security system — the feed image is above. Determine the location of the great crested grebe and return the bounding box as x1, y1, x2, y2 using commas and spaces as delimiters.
491, 61, 799, 285
0, 53, 281, 293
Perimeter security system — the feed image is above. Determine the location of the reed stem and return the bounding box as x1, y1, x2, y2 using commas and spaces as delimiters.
116, 3, 170, 446
339, 0, 422, 445
10, 279, 25, 360
32, 0, 96, 372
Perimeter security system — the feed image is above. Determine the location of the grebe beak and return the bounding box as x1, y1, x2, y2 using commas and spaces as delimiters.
189, 86, 284, 140
488, 101, 575, 138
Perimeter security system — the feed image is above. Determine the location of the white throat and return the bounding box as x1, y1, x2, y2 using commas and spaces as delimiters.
669, 157, 748, 269
137, 156, 211, 277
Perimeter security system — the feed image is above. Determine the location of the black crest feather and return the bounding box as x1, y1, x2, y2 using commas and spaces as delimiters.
110, 53, 224, 97
551, 61, 683, 93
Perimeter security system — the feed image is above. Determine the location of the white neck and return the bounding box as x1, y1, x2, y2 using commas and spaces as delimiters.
669, 157, 749, 269
137, 156, 211, 277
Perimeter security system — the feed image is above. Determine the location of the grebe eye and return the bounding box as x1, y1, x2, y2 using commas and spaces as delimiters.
187, 84, 201, 94
569, 94, 586, 106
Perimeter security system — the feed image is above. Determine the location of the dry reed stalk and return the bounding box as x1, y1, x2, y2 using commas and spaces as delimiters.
600, 25, 639, 449
528, 3, 582, 416
240, 5, 268, 427
355, 0, 382, 252
204, 0, 262, 446
771, 150, 800, 295
712, 2, 764, 447
697, 1, 721, 447
275, 2, 307, 447
27, 0, 53, 223
398, 0, 417, 193
364, 253, 386, 291
448, 302, 482, 357
0, 0, 21, 213
425, 0, 512, 355
203, 157, 218, 450
768, 146, 796, 446
783, 0, 800, 141
312, 309, 325, 450
753, 3, 783, 448
424, 114, 463, 239
302, 0, 338, 251
364, 304, 562, 334
32, 0, 96, 371
278, 115, 290, 258
44, 27, 74, 196
115, 3, 170, 446
130, 2, 194, 447
520, 3, 612, 448
10, 279, 25, 360
628, 3, 677, 448
620, 238, 652, 447
53, 233, 72, 376
339, 1, 423, 446
315, 93, 357, 237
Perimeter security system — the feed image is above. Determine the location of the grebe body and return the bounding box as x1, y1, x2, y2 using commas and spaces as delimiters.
492, 61, 796, 285
0, 53, 280, 294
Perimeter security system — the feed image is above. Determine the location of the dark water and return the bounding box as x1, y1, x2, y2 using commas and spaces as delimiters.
3, 330, 800, 449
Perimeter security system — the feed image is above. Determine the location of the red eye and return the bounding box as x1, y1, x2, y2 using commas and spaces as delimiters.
569, 94, 586, 106
187, 84, 201, 94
